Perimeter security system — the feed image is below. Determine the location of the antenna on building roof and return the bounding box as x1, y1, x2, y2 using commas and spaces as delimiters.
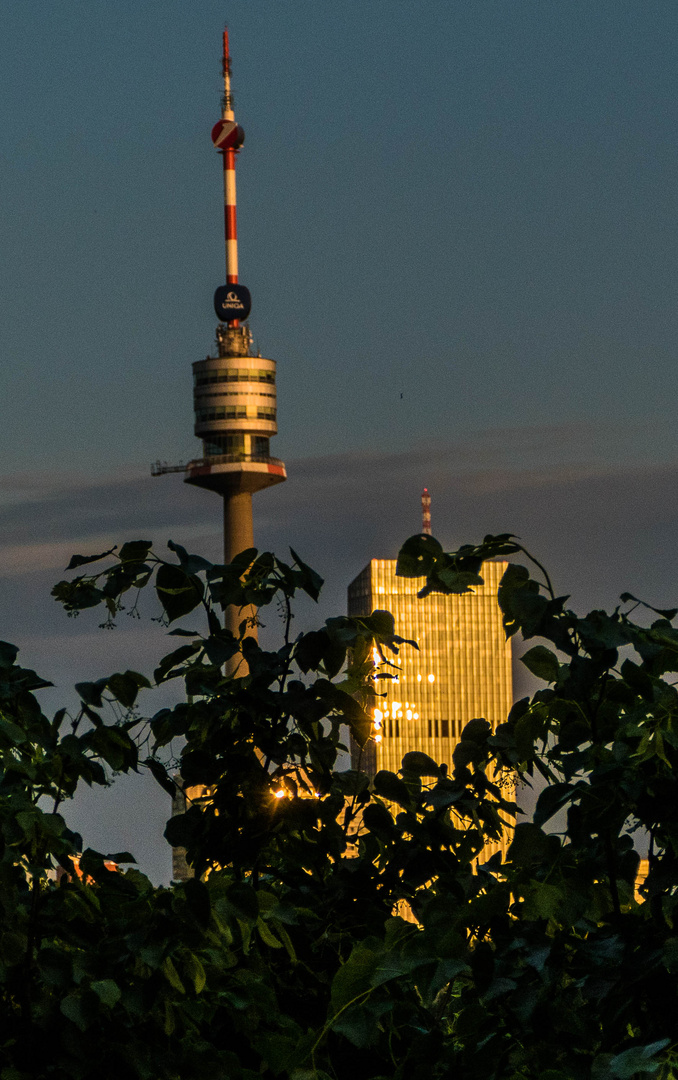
422, 488, 431, 535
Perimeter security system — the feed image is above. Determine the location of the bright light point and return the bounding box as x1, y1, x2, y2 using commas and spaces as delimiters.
375, 734, 382, 743
406, 710, 412, 719
417, 674, 422, 682
397, 711, 403, 719
414, 713, 419, 720
428, 674, 435, 683
274, 790, 285, 799
374, 709, 383, 721
393, 702, 401, 711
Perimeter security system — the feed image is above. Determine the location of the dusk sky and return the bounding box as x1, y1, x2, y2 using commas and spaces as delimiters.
2, 1, 677, 881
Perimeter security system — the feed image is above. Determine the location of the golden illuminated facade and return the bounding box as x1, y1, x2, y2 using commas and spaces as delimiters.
348, 559, 513, 856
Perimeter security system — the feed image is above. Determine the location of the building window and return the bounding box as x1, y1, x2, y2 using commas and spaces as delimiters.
195, 369, 275, 387
203, 434, 246, 457
441, 719, 449, 737
251, 436, 270, 458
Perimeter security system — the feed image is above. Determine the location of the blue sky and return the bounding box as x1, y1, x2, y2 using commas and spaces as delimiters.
2, 1, 678, 881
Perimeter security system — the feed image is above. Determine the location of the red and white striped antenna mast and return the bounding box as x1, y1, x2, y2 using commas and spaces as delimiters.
422, 488, 431, 535
210, 27, 248, 325
221, 29, 238, 291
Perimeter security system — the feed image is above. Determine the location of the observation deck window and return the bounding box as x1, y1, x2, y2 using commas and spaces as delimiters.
194, 369, 275, 387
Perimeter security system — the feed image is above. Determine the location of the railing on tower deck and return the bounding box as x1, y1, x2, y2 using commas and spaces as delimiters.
189, 453, 284, 469
151, 461, 189, 476
152, 454, 284, 477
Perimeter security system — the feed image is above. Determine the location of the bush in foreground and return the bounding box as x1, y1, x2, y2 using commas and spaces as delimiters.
0, 534, 675, 1079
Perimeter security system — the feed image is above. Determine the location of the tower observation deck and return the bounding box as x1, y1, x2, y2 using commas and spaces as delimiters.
153, 28, 286, 590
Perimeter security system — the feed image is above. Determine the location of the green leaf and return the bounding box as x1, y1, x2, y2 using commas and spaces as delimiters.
75, 678, 108, 707
155, 563, 204, 623
507, 823, 560, 868
436, 568, 484, 594
461, 718, 491, 742
332, 769, 371, 796
106, 670, 151, 708
184, 953, 207, 994
533, 782, 574, 827
144, 757, 177, 797
163, 1000, 175, 1036
290, 547, 324, 601
373, 769, 411, 807
330, 943, 377, 1012
521, 645, 560, 682
522, 882, 564, 921
0, 641, 19, 668
184, 877, 211, 926
396, 533, 443, 578
401, 750, 441, 776
331, 1002, 384, 1048
620, 592, 678, 620
161, 956, 185, 994
66, 547, 116, 570
118, 540, 152, 563
609, 1040, 670, 1078
91, 979, 121, 1007
227, 882, 259, 922
60, 993, 90, 1031
365, 609, 396, 638
154, 641, 202, 683
363, 802, 398, 837
168, 539, 213, 574
257, 917, 283, 948
0, 716, 26, 745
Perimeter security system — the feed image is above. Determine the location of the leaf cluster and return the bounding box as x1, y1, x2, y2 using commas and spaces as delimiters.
0, 535, 677, 1078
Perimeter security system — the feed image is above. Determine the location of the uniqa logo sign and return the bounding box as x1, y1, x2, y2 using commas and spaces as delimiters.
213, 283, 252, 321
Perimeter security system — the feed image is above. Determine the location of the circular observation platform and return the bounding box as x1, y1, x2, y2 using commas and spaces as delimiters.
184, 452, 286, 495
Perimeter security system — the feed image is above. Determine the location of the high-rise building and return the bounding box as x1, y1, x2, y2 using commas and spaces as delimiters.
347, 495, 514, 855
348, 558, 512, 773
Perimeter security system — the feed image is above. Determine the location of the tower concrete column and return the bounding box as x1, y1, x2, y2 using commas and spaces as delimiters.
223, 488, 255, 641
223, 489, 253, 562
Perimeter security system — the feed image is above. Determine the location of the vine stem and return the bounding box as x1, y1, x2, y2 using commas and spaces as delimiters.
515, 544, 556, 600
306, 987, 374, 1061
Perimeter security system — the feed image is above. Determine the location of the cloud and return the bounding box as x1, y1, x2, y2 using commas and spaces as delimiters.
2, 425, 676, 885
1, 423, 676, 614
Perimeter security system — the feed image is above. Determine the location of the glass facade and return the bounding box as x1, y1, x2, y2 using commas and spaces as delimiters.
202, 434, 270, 459
348, 558, 513, 857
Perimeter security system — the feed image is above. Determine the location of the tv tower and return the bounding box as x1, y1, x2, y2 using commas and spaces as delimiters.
153, 29, 286, 625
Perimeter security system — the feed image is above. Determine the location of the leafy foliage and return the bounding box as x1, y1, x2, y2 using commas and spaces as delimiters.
0, 535, 676, 1078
